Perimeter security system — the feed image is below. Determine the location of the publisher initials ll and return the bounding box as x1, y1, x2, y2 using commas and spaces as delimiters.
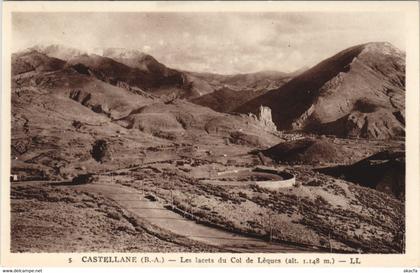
350, 258, 361, 264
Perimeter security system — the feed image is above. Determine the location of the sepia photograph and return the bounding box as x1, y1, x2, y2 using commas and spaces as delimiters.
1, 1, 419, 268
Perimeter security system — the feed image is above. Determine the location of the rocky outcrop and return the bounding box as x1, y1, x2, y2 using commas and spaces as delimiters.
249, 105, 277, 132
345, 110, 405, 139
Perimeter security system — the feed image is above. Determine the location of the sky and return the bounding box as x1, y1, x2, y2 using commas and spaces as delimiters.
12, 12, 405, 74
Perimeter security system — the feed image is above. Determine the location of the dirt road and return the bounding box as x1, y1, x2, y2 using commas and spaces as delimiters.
77, 183, 314, 252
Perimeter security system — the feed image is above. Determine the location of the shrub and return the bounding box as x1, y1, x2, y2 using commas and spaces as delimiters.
72, 173, 94, 184
91, 139, 111, 163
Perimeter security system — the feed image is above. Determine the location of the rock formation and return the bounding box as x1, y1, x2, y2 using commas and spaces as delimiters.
249, 105, 277, 132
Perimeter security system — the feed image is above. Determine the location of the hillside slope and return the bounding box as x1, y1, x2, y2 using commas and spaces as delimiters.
11, 62, 281, 181
65, 54, 198, 98
236, 42, 405, 139
12, 51, 66, 75
102, 48, 196, 98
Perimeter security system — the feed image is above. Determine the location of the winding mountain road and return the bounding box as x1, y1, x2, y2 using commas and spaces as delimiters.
77, 183, 314, 252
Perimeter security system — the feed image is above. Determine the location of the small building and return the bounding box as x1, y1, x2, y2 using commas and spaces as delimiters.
10, 174, 18, 182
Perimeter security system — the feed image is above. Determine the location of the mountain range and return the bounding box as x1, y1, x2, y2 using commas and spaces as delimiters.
12, 42, 405, 139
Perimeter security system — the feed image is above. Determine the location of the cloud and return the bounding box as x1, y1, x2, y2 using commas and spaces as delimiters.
12, 12, 405, 74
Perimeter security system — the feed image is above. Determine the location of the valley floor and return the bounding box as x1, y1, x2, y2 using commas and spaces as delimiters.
10, 137, 405, 253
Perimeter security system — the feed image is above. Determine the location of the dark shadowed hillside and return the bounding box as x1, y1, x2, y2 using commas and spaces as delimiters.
101, 48, 196, 97
190, 87, 270, 113
236, 42, 405, 139
189, 70, 292, 92
317, 151, 405, 199
190, 71, 295, 112
262, 138, 354, 165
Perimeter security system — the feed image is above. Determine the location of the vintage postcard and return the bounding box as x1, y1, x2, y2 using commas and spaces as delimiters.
1, 0, 419, 268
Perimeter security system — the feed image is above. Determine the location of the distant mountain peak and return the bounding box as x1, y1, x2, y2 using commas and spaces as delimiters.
27, 44, 85, 61
235, 42, 405, 139
361, 42, 404, 54
101, 48, 149, 59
